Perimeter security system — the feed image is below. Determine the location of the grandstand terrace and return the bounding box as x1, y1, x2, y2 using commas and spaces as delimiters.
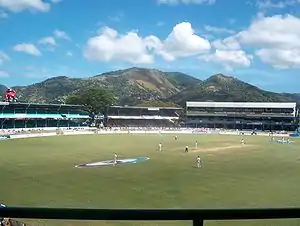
185, 101, 298, 131
0, 102, 90, 129
106, 105, 182, 128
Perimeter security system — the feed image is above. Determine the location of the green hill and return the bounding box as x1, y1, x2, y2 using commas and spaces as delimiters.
13, 68, 198, 105
3, 69, 299, 106
168, 74, 299, 105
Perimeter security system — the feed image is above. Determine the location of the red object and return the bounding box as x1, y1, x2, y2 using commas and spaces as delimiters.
4, 89, 17, 102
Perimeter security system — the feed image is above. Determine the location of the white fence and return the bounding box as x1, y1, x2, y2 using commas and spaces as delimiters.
0, 127, 292, 140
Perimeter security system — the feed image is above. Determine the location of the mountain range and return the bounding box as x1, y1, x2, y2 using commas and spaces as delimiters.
1, 67, 299, 106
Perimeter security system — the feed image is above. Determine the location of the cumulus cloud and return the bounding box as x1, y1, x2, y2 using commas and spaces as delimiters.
84, 22, 210, 64
83, 16, 300, 69
0, 0, 51, 13
36, 30, 69, 48
38, 36, 56, 46
0, 70, 9, 78
236, 14, 300, 49
234, 14, 300, 69
200, 50, 252, 71
256, 48, 300, 69
0, 51, 9, 65
53, 29, 71, 41
13, 43, 42, 56
212, 36, 241, 50
157, 0, 215, 5
199, 32, 251, 70
84, 27, 155, 64
209, 14, 300, 69
158, 22, 211, 61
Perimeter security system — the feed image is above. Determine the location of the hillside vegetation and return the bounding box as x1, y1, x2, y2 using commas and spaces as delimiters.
168, 74, 296, 105
0, 68, 299, 106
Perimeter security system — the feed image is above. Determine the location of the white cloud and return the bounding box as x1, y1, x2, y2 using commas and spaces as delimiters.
84, 22, 210, 64
206, 13, 300, 69
38, 36, 56, 46
200, 50, 252, 71
204, 25, 235, 34
13, 43, 42, 56
257, 0, 298, 9
0, 51, 9, 65
0, 70, 9, 78
234, 14, 300, 68
212, 36, 241, 50
200, 33, 251, 70
256, 48, 300, 68
236, 14, 300, 49
0, 0, 50, 12
157, 0, 215, 5
84, 27, 155, 64
66, 51, 73, 57
53, 29, 71, 41
159, 22, 211, 60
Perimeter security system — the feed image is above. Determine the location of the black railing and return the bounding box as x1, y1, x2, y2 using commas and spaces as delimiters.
2, 207, 300, 225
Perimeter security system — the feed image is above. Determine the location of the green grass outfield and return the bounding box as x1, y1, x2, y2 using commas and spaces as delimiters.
1, 134, 300, 226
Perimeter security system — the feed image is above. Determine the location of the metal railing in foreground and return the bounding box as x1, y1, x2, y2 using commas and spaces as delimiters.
1, 207, 300, 225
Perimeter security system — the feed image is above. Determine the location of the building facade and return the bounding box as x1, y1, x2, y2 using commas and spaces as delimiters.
0, 102, 90, 129
106, 106, 182, 127
185, 102, 297, 131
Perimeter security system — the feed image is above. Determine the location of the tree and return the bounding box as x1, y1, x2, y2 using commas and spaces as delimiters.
66, 88, 115, 114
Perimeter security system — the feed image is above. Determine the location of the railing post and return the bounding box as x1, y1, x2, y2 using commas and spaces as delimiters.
193, 219, 204, 226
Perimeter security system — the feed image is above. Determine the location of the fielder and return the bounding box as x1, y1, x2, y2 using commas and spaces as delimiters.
185, 145, 189, 153
196, 156, 201, 168
158, 143, 162, 151
174, 135, 178, 141
241, 138, 245, 145
195, 141, 198, 149
113, 153, 118, 166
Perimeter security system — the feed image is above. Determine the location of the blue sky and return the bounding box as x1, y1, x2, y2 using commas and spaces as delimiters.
0, 0, 300, 93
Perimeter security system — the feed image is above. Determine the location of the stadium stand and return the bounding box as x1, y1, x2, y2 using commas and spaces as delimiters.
1, 86, 297, 134
106, 106, 182, 128
296, 108, 300, 128
0, 102, 90, 129
185, 102, 297, 131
